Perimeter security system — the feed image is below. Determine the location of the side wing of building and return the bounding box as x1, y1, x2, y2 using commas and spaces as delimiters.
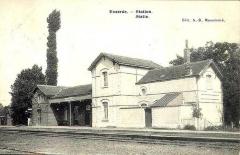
197, 64, 223, 127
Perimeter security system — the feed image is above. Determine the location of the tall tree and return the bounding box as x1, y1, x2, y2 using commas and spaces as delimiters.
169, 42, 240, 127
10, 65, 45, 125
45, 10, 61, 85
0, 103, 4, 116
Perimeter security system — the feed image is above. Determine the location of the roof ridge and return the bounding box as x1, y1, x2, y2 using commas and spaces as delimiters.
63, 84, 92, 89
89, 52, 162, 70
37, 84, 67, 88
52, 84, 92, 99
152, 59, 212, 71
137, 59, 215, 85
103, 52, 160, 63
151, 92, 181, 107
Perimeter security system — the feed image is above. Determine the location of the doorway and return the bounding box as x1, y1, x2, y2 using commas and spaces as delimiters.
72, 101, 92, 126
145, 108, 152, 128
37, 109, 41, 126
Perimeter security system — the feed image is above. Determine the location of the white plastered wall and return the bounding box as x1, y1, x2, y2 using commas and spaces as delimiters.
197, 66, 223, 127
152, 106, 181, 128
91, 57, 151, 127
137, 77, 198, 129
119, 108, 145, 128
137, 77, 198, 104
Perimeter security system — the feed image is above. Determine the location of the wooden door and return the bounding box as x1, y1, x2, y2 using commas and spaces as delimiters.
37, 109, 41, 126
85, 104, 91, 126
145, 108, 152, 128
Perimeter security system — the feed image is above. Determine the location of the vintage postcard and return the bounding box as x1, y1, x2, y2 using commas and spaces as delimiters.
0, 1, 239, 154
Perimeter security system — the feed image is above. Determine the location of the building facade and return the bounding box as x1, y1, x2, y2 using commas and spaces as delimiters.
31, 46, 223, 129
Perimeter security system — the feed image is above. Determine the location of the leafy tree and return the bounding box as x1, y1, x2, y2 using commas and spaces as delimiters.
0, 105, 10, 125
45, 9, 61, 85
192, 107, 202, 119
169, 54, 185, 66
0, 103, 4, 116
10, 65, 45, 125
169, 42, 240, 127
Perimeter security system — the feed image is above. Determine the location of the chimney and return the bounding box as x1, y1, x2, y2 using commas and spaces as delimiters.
184, 40, 191, 63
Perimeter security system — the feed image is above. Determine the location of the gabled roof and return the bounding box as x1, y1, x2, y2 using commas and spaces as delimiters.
88, 52, 162, 71
52, 84, 92, 99
137, 59, 222, 84
151, 92, 181, 107
35, 85, 67, 97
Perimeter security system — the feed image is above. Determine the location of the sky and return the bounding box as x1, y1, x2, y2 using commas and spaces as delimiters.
0, 0, 239, 106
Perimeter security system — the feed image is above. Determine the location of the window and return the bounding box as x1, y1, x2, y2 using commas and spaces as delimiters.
140, 87, 147, 95
86, 105, 91, 111
206, 74, 212, 89
102, 71, 108, 87
141, 103, 147, 107
142, 88, 146, 95
38, 95, 41, 102
38, 95, 45, 103
206, 74, 211, 78
103, 102, 108, 120
37, 109, 41, 125
185, 65, 192, 75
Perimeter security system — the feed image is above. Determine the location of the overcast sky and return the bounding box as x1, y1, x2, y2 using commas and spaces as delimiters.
0, 0, 239, 106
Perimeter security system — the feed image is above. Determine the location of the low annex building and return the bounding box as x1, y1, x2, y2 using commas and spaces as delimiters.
31, 44, 223, 129
32, 84, 92, 126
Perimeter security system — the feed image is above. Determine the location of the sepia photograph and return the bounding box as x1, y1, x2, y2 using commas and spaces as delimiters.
0, 0, 239, 154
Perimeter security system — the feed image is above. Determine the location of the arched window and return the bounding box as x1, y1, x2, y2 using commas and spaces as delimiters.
102, 102, 108, 120
206, 74, 212, 89
140, 103, 147, 107
38, 95, 41, 102
140, 86, 147, 95
102, 71, 108, 87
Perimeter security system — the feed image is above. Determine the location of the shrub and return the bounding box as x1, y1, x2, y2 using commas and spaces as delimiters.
204, 126, 219, 131
192, 107, 202, 118
183, 124, 196, 130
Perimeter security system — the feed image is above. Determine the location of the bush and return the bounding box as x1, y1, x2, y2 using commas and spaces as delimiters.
183, 125, 196, 130
204, 126, 219, 131
58, 120, 69, 126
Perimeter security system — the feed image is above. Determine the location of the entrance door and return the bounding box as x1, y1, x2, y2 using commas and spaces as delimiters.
85, 104, 91, 126
78, 105, 86, 126
37, 109, 41, 126
71, 101, 92, 126
145, 108, 152, 127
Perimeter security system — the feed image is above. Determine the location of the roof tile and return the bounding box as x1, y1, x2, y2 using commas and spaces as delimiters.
88, 52, 162, 70
151, 93, 181, 107
37, 85, 67, 97
52, 84, 92, 98
137, 59, 215, 84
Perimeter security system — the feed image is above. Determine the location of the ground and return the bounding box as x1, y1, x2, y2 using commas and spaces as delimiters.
0, 130, 239, 155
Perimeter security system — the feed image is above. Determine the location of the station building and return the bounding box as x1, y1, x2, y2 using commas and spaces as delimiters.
31, 44, 223, 129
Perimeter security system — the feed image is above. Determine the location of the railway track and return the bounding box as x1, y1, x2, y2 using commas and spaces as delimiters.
0, 130, 239, 151
0, 145, 42, 155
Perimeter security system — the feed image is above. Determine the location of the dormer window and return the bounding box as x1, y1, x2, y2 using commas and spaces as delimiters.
102, 71, 108, 87
185, 64, 192, 75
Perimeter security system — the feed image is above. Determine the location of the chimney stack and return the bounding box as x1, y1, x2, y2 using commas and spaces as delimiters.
184, 40, 191, 63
